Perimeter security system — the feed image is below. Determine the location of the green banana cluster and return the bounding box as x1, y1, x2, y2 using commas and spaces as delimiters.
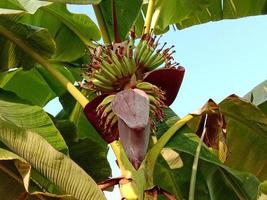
134, 33, 178, 72
96, 95, 118, 133
83, 43, 137, 93
82, 31, 179, 95
135, 36, 164, 72
136, 81, 166, 126
94, 81, 167, 135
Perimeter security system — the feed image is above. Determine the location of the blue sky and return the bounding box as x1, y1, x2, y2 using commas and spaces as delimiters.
168, 15, 267, 116
46, 5, 267, 199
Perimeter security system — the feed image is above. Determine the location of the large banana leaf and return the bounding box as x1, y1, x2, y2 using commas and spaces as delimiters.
0, 1, 100, 71
0, 66, 77, 107
153, 105, 263, 199
67, 138, 111, 183
0, 14, 56, 71
0, 0, 52, 14
154, 0, 222, 32
223, 0, 267, 19
0, 68, 56, 107
0, 27, 111, 182
220, 95, 267, 180
154, 151, 259, 200
20, 3, 100, 61
55, 92, 112, 182
29, 4, 100, 58
0, 88, 68, 153
0, 87, 111, 182
148, 0, 267, 32
0, 119, 105, 200
0, 1, 55, 71
0, 3, 93, 106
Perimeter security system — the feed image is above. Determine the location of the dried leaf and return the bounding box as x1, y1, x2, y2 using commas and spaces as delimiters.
145, 185, 176, 200
189, 99, 228, 162
98, 177, 130, 191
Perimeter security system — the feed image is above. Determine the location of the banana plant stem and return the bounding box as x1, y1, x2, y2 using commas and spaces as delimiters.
69, 89, 89, 141
110, 141, 145, 200
144, 0, 156, 33
93, 3, 146, 199
110, 140, 135, 175
150, 0, 164, 31
93, 5, 111, 44
189, 114, 208, 200
0, 25, 89, 108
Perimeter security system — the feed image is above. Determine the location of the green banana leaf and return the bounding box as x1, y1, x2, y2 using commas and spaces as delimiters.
0, 88, 68, 153
243, 80, 267, 116
134, 10, 145, 37
0, 1, 55, 71
154, 0, 221, 32
0, 120, 105, 200
0, 15, 56, 71
0, 8, 24, 18
55, 92, 112, 182
0, 68, 56, 107
220, 95, 267, 181
144, 0, 267, 33
0, 0, 52, 14
21, 3, 100, 61
67, 138, 111, 183
97, 0, 143, 41
0, 86, 111, 183
223, 0, 267, 19
153, 107, 262, 199
57, 92, 105, 143
0, 65, 77, 107
0, 2, 100, 71
0, 3, 94, 107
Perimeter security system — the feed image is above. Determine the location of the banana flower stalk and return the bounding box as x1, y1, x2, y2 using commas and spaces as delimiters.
83, 31, 185, 169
